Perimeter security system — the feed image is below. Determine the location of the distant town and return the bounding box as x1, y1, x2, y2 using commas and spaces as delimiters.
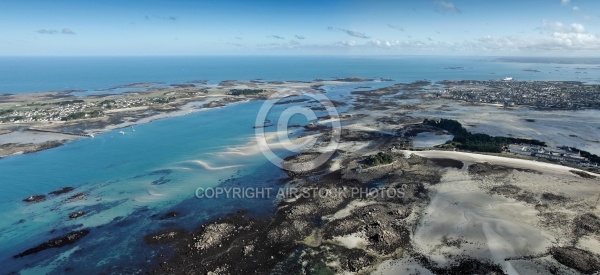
440, 79, 600, 110
3, 79, 600, 124
0, 89, 210, 124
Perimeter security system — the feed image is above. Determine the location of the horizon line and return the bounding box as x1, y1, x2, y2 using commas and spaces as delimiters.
1, 54, 600, 59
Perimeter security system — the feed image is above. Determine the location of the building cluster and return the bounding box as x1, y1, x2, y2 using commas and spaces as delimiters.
441, 80, 600, 110
0, 96, 175, 123
0, 101, 99, 123
508, 144, 598, 167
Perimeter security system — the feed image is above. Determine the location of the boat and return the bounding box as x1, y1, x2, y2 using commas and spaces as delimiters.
119, 131, 125, 135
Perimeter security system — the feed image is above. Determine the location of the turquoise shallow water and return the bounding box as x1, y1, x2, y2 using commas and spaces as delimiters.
0, 99, 315, 273
1, 56, 598, 273
0, 84, 345, 272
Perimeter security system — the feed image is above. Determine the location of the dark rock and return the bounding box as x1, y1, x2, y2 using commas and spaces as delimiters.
340, 248, 376, 272
48, 187, 75, 196
541, 192, 569, 202
68, 211, 86, 219
66, 193, 87, 202
13, 229, 90, 258
574, 213, 600, 235
144, 228, 187, 245
159, 211, 180, 220
23, 195, 46, 203
469, 162, 539, 176
431, 258, 506, 274
551, 246, 600, 274
514, 192, 538, 204
151, 177, 171, 185
273, 98, 310, 105
570, 170, 597, 179
170, 84, 195, 88
428, 158, 464, 169
490, 184, 522, 196
333, 77, 375, 82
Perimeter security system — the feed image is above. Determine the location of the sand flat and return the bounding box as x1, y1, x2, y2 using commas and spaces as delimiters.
401, 150, 600, 274
407, 150, 599, 176
414, 169, 553, 272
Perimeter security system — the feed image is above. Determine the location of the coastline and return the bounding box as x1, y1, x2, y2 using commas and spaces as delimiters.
3, 77, 600, 273
0, 79, 354, 158
147, 110, 600, 274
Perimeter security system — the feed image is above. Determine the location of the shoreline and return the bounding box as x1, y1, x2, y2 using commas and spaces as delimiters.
147, 111, 600, 274
3, 78, 600, 168
4, 77, 600, 273
0, 98, 233, 158
0, 79, 357, 158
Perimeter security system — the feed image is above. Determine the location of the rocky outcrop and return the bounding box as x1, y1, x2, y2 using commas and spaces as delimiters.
13, 229, 90, 258
23, 195, 46, 203
551, 246, 600, 274
49, 186, 75, 196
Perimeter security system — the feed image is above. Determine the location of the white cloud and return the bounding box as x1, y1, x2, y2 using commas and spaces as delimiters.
336, 40, 357, 47
561, 0, 570, 5
434, 0, 461, 13
257, 20, 599, 55
570, 23, 585, 33
572, 6, 579, 11
368, 39, 401, 47
477, 21, 600, 52
549, 32, 600, 49
540, 21, 586, 34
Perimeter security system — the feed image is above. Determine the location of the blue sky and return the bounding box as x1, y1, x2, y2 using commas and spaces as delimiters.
1, 0, 599, 56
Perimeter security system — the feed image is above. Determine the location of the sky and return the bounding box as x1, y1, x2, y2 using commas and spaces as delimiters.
1, 0, 599, 56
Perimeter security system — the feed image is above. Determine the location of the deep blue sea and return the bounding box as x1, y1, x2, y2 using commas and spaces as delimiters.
1, 56, 599, 95
0, 56, 598, 273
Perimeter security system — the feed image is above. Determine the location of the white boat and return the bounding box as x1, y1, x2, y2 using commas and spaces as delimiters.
119, 131, 125, 135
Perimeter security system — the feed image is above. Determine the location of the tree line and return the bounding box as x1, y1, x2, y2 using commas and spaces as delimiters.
228, 89, 265, 96
423, 118, 546, 153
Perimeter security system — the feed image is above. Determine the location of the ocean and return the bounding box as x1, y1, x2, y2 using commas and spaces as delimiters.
1, 56, 599, 95
0, 56, 598, 273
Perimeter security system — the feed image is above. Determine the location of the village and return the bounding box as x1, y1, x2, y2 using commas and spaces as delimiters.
0, 90, 199, 123
441, 79, 600, 110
